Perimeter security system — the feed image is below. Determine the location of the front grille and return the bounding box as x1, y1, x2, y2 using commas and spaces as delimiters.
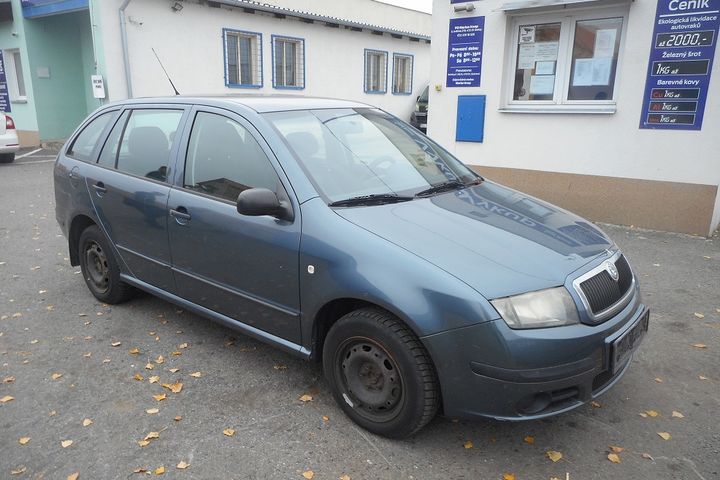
579, 255, 633, 315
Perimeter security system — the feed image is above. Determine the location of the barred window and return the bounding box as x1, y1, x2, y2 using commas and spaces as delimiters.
392, 53, 413, 95
224, 29, 262, 88
364, 49, 388, 94
272, 36, 305, 89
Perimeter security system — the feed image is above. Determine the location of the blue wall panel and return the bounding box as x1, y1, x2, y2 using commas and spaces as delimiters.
456, 95, 485, 143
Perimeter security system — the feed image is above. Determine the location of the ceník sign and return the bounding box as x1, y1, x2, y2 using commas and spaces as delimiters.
639, 0, 719, 130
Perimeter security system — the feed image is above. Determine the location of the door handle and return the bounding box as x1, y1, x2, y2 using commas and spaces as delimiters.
92, 182, 107, 196
170, 207, 191, 224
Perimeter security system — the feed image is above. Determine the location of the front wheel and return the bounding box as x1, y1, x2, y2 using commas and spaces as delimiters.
323, 308, 440, 438
78, 225, 134, 304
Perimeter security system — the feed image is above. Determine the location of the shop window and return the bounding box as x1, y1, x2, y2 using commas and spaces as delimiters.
503, 7, 627, 112
392, 53, 413, 95
224, 29, 262, 88
272, 35, 305, 89
3, 49, 27, 101
364, 49, 388, 94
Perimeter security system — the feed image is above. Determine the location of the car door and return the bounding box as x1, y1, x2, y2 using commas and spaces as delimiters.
85, 106, 189, 292
167, 107, 302, 343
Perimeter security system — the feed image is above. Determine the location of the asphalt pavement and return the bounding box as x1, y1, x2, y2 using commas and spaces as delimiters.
1, 154, 718, 480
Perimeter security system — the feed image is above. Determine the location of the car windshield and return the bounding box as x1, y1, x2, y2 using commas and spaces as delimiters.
264, 108, 477, 203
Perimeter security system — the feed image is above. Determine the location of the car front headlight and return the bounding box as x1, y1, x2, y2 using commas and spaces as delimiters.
490, 287, 579, 329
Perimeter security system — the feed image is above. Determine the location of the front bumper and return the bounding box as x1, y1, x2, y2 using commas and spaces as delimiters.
422, 287, 648, 420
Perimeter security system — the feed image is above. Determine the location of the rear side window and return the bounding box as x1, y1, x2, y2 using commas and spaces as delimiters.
183, 112, 278, 202
98, 111, 130, 168
115, 109, 183, 182
67, 111, 115, 162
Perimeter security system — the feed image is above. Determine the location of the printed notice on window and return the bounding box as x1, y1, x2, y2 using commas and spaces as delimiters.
573, 58, 613, 87
529, 75, 555, 95
518, 44, 535, 70
519, 26, 535, 44
534, 42, 559, 62
594, 29, 617, 58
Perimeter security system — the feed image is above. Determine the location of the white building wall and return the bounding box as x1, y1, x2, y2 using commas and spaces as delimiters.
93, 0, 430, 121
428, 0, 720, 235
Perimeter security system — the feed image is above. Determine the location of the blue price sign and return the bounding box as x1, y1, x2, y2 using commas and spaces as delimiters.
447, 16, 484, 88
0, 51, 11, 113
639, 0, 720, 130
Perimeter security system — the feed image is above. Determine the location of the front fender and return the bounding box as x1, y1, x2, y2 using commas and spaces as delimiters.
298, 198, 500, 351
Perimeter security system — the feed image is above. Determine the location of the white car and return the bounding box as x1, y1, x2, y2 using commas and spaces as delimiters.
0, 112, 20, 163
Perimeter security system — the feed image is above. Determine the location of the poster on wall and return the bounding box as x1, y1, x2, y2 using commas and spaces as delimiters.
446, 16, 485, 87
639, 0, 720, 130
0, 51, 11, 113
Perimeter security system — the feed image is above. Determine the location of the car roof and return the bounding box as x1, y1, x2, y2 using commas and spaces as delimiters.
109, 94, 374, 113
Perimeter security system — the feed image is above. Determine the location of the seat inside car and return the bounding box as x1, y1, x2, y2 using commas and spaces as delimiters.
128, 126, 170, 181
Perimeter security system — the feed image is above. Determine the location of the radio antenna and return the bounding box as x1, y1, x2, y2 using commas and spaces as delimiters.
152, 47, 180, 96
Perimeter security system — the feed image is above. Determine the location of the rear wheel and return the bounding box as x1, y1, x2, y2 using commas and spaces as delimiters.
323, 308, 440, 438
0, 153, 15, 163
78, 225, 133, 304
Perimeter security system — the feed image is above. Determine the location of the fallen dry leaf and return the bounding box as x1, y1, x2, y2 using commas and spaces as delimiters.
523, 436, 535, 445
30, 339, 39, 344
692, 343, 707, 349
1, 395, 15, 403
162, 382, 183, 393
110, 341, 121, 347
137, 440, 150, 447
49, 410, 56, 416
168, 368, 180, 373
82, 418, 92, 427
133, 468, 148, 473
609, 446, 624, 453
128, 348, 140, 355
502, 474, 516, 480
179, 343, 188, 349
145, 363, 154, 370
641, 453, 654, 461
51, 373, 63, 380
273, 365, 288, 370
176, 461, 189, 470
189, 371, 202, 378
657, 432, 671, 440
102, 358, 111, 364
153, 393, 167, 401
302, 471, 314, 479
546, 450, 563, 462
154, 466, 165, 475
299, 394, 313, 402
590, 400, 601, 408
322, 415, 329, 422
144, 431, 160, 441
645, 410, 659, 417
61, 439, 74, 448
671, 410, 685, 418
339, 476, 351, 480
19, 437, 30, 445
3, 376, 14, 383
463, 440, 473, 449
67, 473, 79, 480
83, 352, 92, 358
699, 375, 708, 380
171, 351, 182, 356
133, 373, 144, 381
149, 376, 160, 384
155, 355, 165, 364
10, 466, 26, 475
174, 416, 182, 422
654, 377, 664, 383
607, 453, 621, 464
693, 312, 705, 319
146, 408, 159, 415
223, 428, 235, 437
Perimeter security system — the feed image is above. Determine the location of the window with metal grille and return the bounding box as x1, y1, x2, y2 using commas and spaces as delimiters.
224, 29, 262, 88
272, 35, 305, 89
392, 53, 413, 95
364, 49, 387, 94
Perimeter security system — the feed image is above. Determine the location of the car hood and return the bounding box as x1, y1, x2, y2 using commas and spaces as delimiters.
335, 181, 613, 299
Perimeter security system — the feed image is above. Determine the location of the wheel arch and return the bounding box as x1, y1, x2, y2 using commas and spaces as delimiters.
68, 214, 97, 266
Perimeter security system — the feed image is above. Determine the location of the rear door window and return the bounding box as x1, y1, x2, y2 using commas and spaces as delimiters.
183, 112, 279, 202
115, 109, 184, 182
97, 110, 130, 168
67, 111, 116, 162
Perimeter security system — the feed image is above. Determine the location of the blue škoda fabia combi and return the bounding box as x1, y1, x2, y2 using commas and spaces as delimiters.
54, 96, 649, 438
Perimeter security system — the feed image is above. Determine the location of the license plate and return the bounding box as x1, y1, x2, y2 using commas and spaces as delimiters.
611, 309, 649, 373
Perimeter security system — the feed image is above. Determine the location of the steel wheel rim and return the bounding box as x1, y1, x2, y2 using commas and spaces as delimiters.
336, 337, 405, 423
84, 241, 110, 294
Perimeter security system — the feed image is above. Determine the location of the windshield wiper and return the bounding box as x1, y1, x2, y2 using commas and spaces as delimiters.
415, 178, 482, 198
329, 193, 413, 207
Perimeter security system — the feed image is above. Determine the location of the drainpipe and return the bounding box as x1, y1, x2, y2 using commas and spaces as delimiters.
119, 0, 133, 98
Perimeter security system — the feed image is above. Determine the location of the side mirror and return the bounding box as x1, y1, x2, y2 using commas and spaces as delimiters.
236, 188, 293, 221
416, 95, 420, 102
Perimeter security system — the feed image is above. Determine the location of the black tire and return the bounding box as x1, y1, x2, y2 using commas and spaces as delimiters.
78, 225, 134, 304
0, 153, 15, 163
323, 308, 440, 438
